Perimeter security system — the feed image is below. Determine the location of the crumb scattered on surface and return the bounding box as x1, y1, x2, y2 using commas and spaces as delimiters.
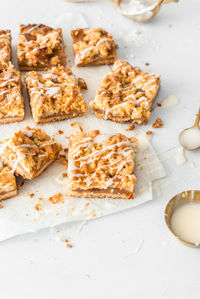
66, 243, 72, 248
129, 137, 137, 143
145, 62, 150, 66
78, 77, 88, 90
0, 204, 3, 209
157, 103, 162, 107
70, 122, 83, 131
126, 123, 135, 131
26, 213, 29, 216
146, 130, 152, 135
28, 193, 34, 198
57, 130, 64, 135
49, 193, 63, 204
62, 172, 67, 178
85, 202, 90, 207
34, 203, 42, 211
152, 118, 163, 128
57, 154, 68, 167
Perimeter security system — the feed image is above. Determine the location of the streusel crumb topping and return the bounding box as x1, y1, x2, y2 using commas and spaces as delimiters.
0, 126, 61, 178
25, 66, 87, 123
90, 60, 160, 124
68, 127, 137, 194
18, 24, 66, 68
0, 30, 11, 69
0, 161, 16, 193
71, 28, 117, 66
0, 63, 24, 119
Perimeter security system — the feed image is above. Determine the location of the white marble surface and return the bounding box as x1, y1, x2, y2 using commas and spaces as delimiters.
0, 0, 200, 298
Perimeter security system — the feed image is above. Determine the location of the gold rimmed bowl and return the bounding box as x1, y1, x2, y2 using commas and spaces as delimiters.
165, 190, 200, 248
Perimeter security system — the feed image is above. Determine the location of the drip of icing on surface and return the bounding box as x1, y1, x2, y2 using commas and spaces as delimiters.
161, 95, 179, 108
170, 201, 200, 243
179, 127, 200, 150
175, 147, 187, 165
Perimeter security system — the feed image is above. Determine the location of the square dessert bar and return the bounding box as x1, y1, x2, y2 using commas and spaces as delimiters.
0, 30, 11, 69
71, 28, 118, 67
24, 66, 88, 124
0, 161, 17, 201
17, 24, 66, 71
0, 126, 61, 180
68, 127, 137, 199
0, 63, 25, 124
90, 60, 160, 124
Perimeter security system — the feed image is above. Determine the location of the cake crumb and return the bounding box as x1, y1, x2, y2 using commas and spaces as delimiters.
146, 130, 152, 135
126, 123, 135, 131
145, 62, 150, 66
57, 154, 68, 167
78, 77, 88, 90
66, 243, 72, 248
157, 103, 162, 107
85, 202, 90, 207
28, 193, 34, 198
152, 118, 163, 128
57, 130, 64, 135
49, 193, 63, 204
0, 204, 3, 209
130, 137, 137, 143
34, 203, 41, 211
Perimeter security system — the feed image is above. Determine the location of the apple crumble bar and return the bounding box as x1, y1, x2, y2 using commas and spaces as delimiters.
24, 66, 88, 124
17, 24, 66, 71
67, 126, 137, 199
90, 60, 160, 124
0, 30, 11, 69
0, 126, 61, 180
71, 28, 118, 67
0, 161, 17, 201
0, 63, 25, 124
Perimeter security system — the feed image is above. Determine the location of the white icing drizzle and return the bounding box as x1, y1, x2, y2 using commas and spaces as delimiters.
46, 86, 60, 97
24, 24, 42, 34
75, 38, 114, 65
69, 136, 135, 189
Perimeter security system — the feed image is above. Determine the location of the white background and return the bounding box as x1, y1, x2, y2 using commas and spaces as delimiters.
1, 0, 200, 298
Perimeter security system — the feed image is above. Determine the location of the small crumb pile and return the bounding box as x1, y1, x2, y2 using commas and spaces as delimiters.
152, 118, 163, 128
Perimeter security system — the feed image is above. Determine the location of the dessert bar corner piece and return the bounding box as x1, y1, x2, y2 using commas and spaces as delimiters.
90, 59, 160, 124
71, 28, 118, 67
24, 66, 88, 124
0, 161, 17, 201
0, 29, 11, 70
67, 127, 137, 199
0, 62, 25, 124
0, 126, 61, 180
17, 24, 66, 71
